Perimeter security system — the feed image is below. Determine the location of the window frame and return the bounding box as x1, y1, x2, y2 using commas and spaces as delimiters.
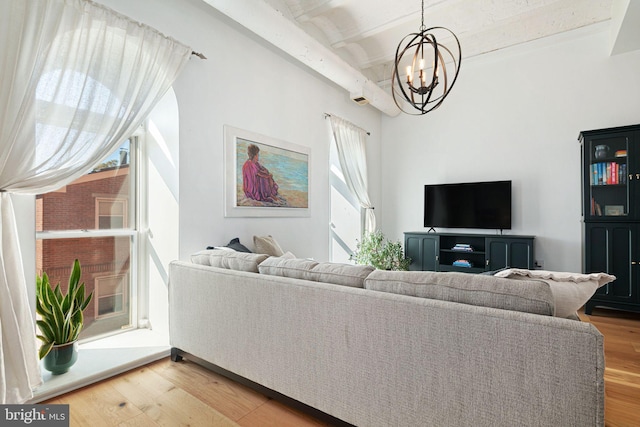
35, 134, 143, 343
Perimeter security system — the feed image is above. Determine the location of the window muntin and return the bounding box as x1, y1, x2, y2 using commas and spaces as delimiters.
96, 198, 128, 229
95, 274, 128, 319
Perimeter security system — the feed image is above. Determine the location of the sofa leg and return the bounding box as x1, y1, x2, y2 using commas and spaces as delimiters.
584, 302, 594, 315
170, 347, 183, 362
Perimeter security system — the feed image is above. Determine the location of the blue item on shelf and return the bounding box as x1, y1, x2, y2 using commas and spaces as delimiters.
453, 259, 473, 268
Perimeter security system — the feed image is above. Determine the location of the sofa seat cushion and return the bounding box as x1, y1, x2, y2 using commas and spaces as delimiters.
364, 270, 555, 316
494, 269, 616, 318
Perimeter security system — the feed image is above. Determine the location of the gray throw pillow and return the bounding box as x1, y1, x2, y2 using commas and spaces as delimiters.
253, 235, 285, 256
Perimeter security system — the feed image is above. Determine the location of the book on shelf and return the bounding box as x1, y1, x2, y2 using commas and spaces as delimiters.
452, 244, 474, 252
591, 197, 603, 216
591, 161, 627, 185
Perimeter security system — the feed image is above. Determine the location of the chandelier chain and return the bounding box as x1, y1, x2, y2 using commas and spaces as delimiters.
420, 0, 426, 32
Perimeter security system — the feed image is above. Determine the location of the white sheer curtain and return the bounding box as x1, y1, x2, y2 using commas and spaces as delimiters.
0, 0, 191, 403
328, 115, 376, 234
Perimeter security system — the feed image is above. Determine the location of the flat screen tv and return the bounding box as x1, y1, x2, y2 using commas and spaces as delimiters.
424, 180, 512, 230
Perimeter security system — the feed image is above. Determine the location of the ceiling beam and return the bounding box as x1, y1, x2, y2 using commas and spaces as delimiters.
610, 0, 640, 55
203, 0, 400, 116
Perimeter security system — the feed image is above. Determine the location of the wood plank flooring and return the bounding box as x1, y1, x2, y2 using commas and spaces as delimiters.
45, 356, 328, 426
46, 308, 640, 426
579, 307, 640, 427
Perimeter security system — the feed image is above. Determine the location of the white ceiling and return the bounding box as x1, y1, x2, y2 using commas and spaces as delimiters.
204, 0, 639, 115
262, 0, 613, 84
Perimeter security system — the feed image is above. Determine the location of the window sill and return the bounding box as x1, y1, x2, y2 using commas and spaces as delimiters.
30, 328, 170, 402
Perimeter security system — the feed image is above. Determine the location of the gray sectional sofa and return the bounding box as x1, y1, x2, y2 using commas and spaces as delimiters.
168, 253, 605, 427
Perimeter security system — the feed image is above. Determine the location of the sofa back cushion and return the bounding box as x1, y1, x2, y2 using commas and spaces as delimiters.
190, 250, 268, 273
190, 249, 218, 265
310, 262, 374, 288
216, 252, 269, 273
258, 257, 319, 281
364, 270, 555, 316
258, 258, 374, 288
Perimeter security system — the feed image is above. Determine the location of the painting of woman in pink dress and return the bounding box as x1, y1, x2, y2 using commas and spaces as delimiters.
233, 135, 308, 211
242, 144, 281, 203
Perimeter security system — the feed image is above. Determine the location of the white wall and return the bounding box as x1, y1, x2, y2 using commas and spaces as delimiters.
100, 0, 382, 261
96, 0, 640, 272
144, 88, 180, 335
380, 23, 640, 272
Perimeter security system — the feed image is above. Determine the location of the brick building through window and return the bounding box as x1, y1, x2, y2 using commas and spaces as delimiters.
36, 155, 133, 340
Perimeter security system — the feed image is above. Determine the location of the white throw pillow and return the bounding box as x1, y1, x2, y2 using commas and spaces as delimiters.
494, 269, 616, 318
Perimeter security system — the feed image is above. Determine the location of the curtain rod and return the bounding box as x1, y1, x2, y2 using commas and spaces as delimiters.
191, 51, 207, 59
324, 113, 370, 136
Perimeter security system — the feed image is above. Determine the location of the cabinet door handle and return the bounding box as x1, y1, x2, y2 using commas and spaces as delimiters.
633, 261, 637, 265
630, 174, 634, 180
637, 174, 640, 180
435, 255, 439, 261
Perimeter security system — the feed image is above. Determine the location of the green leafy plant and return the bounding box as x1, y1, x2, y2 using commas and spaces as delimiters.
351, 230, 411, 271
36, 259, 93, 359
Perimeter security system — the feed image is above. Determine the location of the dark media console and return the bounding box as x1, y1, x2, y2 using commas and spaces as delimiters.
404, 232, 534, 273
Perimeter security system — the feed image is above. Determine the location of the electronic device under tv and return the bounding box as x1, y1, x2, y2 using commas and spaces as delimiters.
424, 180, 512, 230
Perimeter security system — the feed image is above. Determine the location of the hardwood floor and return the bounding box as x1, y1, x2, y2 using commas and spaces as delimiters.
45, 358, 329, 426
579, 307, 640, 427
46, 308, 640, 426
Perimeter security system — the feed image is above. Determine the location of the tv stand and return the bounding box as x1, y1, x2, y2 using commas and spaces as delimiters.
404, 232, 535, 273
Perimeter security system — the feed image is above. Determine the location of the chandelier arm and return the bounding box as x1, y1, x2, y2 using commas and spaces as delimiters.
423, 47, 452, 105
392, 33, 424, 107
427, 37, 462, 105
417, 46, 455, 114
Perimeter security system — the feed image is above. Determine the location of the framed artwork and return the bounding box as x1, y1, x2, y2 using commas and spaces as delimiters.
224, 125, 310, 217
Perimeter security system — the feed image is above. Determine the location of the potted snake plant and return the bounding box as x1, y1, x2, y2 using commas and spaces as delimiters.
36, 259, 93, 374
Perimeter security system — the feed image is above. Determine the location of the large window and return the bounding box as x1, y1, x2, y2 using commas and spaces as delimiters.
36, 139, 137, 340
329, 138, 362, 263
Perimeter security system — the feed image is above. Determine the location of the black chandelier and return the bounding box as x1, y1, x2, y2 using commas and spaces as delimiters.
391, 0, 461, 115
